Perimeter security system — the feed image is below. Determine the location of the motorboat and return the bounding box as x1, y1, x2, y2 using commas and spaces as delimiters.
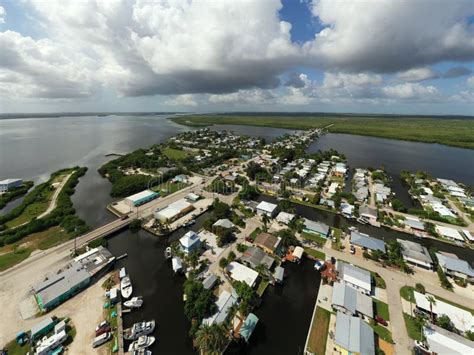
128, 335, 155, 352
120, 276, 133, 299
164, 247, 172, 259
123, 320, 156, 341
123, 296, 144, 309
183, 219, 195, 227
119, 267, 126, 279
133, 349, 152, 355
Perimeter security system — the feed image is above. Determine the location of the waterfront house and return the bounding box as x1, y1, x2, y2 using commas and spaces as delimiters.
292, 246, 304, 263
256, 201, 278, 217
202, 289, 237, 326
350, 231, 386, 254
276, 211, 295, 225
403, 217, 425, 232
179, 231, 201, 254
414, 291, 473, 333
172, 257, 183, 273
239, 313, 259, 342
337, 262, 372, 295
0, 178, 22, 192
423, 324, 474, 354
273, 266, 284, 284
358, 205, 378, 224
155, 198, 194, 222
435, 225, 464, 242
436, 252, 474, 283
341, 203, 355, 218
226, 262, 259, 287
334, 312, 375, 355
124, 189, 159, 207
240, 246, 274, 269
462, 229, 474, 243
327, 182, 339, 197
303, 218, 330, 238
202, 273, 218, 290
331, 282, 374, 319
254, 232, 281, 254
398, 239, 433, 270
213, 218, 235, 230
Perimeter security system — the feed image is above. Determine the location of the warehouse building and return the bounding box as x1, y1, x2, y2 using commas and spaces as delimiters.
155, 198, 194, 222
0, 178, 23, 192
124, 189, 159, 207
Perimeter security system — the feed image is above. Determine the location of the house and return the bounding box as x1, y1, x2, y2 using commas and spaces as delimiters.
202, 289, 237, 326
435, 225, 464, 241
179, 231, 201, 254
213, 219, 235, 229
303, 219, 330, 238
436, 252, 474, 283
414, 291, 474, 333
359, 205, 378, 224
350, 231, 386, 254
172, 174, 188, 183
239, 313, 259, 343
273, 266, 284, 284
332, 282, 374, 319
276, 211, 295, 225
186, 193, 200, 202
337, 262, 372, 295
202, 273, 218, 290
398, 239, 433, 269
0, 178, 23, 193
254, 232, 281, 254
423, 324, 474, 355
155, 199, 194, 222
256, 201, 278, 217
404, 217, 425, 232
226, 262, 259, 287
341, 203, 355, 218
327, 182, 339, 197
462, 229, 474, 243
334, 312, 375, 355
292, 246, 304, 262
240, 246, 274, 269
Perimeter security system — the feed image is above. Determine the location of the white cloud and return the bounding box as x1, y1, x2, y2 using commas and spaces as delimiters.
165, 94, 198, 107
208, 89, 275, 105
467, 76, 474, 87
323, 72, 382, 89
381, 83, 439, 100
397, 67, 438, 82
0, 6, 6, 24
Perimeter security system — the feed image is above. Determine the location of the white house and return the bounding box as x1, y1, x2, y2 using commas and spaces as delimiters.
226, 262, 259, 287
276, 211, 295, 225
256, 201, 278, 218
337, 262, 372, 295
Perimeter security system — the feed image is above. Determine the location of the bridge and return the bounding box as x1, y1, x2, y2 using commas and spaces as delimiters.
76, 217, 133, 247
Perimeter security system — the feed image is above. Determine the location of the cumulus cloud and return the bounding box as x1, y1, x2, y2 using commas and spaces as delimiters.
323, 72, 382, 89
165, 94, 198, 107
381, 83, 439, 100
397, 67, 438, 82
0, 6, 6, 24
467, 76, 474, 87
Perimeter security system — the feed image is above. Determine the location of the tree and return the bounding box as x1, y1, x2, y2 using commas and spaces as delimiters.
466, 330, 474, 341
227, 251, 236, 262
436, 314, 454, 332
371, 249, 384, 261
187, 250, 200, 270
276, 228, 299, 248
391, 198, 407, 212
183, 279, 215, 322
261, 213, 270, 232
234, 281, 254, 303
219, 257, 229, 269
415, 283, 426, 294
195, 323, 229, 355
426, 296, 436, 324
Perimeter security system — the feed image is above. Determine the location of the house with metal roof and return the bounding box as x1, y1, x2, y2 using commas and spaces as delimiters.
403, 217, 425, 231
179, 231, 201, 254
226, 262, 259, 287
276, 211, 295, 225
240, 246, 274, 269
256, 201, 278, 217
239, 313, 259, 342
337, 262, 372, 295
332, 282, 374, 319
423, 324, 474, 355
436, 225, 464, 241
436, 252, 474, 283
202, 273, 218, 290
213, 218, 235, 229
303, 218, 330, 238
359, 205, 378, 224
334, 312, 375, 355
398, 239, 433, 269
202, 289, 237, 326
273, 266, 284, 284
350, 231, 386, 253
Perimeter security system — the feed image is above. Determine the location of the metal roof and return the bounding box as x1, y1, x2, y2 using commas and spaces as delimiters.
424, 324, 474, 354
273, 266, 284, 282
398, 239, 433, 265
303, 219, 330, 235
240, 246, 274, 269
239, 313, 259, 342
332, 282, 373, 318
202, 273, 218, 290
256, 201, 278, 213
202, 290, 237, 326
213, 218, 235, 229
335, 312, 375, 355
350, 231, 386, 253
436, 252, 474, 277
337, 262, 372, 293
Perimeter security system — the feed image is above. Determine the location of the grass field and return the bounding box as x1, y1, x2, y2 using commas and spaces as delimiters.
163, 147, 188, 160
170, 115, 474, 150
0, 248, 33, 271
307, 306, 330, 354
257, 279, 269, 297
304, 247, 326, 260
301, 232, 328, 245
403, 313, 423, 341
399, 286, 415, 302
372, 324, 393, 343
373, 299, 390, 321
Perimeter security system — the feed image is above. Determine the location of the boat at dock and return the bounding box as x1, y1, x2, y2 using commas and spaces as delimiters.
128, 335, 155, 352
132, 349, 152, 355
164, 247, 172, 259
123, 296, 144, 309
123, 320, 156, 341
119, 267, 126, 279
120, 276, 133, 299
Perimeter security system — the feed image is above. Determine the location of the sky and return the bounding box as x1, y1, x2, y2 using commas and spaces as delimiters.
0, 0, 473, 115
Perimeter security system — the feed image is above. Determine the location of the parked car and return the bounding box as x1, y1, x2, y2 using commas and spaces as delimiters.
95, 321, 110, 333
350, 245, 356, 254
92, 332, 111, 348
96, 325, 111, 337
375, 315, 387, 326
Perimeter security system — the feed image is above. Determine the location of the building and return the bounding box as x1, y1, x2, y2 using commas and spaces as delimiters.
303, 219, 330, 238
398, 239, 433, 269
179, 231, 201, 254
30, 317, 57, 341
350, 231, 386, 254
292, 246, 304, 262
202, 273, 218, 290
334, 312, 375, 355
213, 218, 235, 229
435, 225, 464, 241
256, 201, 278, 217
254, 232, 281, 254
423, 324, 474, 355
462, 229, 474, 243
337, 262, 372, 295
186, 192, 200, 202
273, 266, 284, 283
239, 313, 259, 342
332, 282, 373, 319
359, 205, 378, 224
154, 198, 194, 222
341, 203, 355, 218
414, 291, 474, 333
403, 217, 425, 232
327, 182, 339, 197
226, 262, 259, 287
0, 178, 23, 192
202, 289, 237, 326
436, 252, 474, 283
124, 189, 159, 207
276, 211, 295, 225
240, 246, 274, 269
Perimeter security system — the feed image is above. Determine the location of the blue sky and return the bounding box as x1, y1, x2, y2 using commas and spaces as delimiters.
0, 0, 473, 115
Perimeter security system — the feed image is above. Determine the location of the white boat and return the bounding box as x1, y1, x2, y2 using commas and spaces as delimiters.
128, 336, 155, 352
123, 296, 144, 309
119, 267, 126, 279
123, 320, 155, 341
164, 247, 172, 259
120, 276, 133, 299
133, 349, 152, 355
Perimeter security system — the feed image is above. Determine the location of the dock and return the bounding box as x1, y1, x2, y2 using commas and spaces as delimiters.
117, 302, 125, 355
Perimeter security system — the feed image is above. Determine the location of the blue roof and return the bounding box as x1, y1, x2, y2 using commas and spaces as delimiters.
240, 313, 259, 342
350, 232, 386, 253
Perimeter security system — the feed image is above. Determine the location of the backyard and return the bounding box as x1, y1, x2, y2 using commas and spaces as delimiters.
307, 306, 330, 354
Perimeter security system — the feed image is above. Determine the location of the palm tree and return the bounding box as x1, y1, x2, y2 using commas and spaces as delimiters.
255, 263, 269, 279
261, 213, 270, 231
426, 296, 437, 324
195, 324, 229, 355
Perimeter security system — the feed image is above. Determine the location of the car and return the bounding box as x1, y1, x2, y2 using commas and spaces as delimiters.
350, 245, 356, 254
121, 215, 129, 220
92, 332, 111, 348
95, 325, 111, 337
415, 340, 430, 353
375, 315, 387, 326
95, 320, 110, 333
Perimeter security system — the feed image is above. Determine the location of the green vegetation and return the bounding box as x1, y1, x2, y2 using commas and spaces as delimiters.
437, 265, 453, 290
301, 232, 328, 245
183, 277, 216, 335
170, 114, 474, 150
373, 299, 390, 321
0, 181, 34, 209
403, 313, 423, 341
372, 272, 386, 289
163, 147, 188, 160
400, 286, 415, 302
304, 247, 325, 260
371, 323, 393, 343
256, 279, 269, 297
0, 247, 32, 271
307, 306, 330, 354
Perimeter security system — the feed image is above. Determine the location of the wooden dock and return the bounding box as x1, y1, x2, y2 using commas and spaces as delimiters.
117, 302, 125, 355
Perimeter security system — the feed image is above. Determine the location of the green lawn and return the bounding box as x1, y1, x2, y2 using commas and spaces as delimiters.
4, 338, 31, 355
151, 181, 189, 196
257, 279, 269, 297
307, 306, 330, 354
399, 286, 415, 302
403, 313, 423, 341
301, 232, 328, 245
0, 248, 33, 271
5, 200, 50, 228
371, 324, 393, 343
331, 228, 343, 250
304, 247, 326, 260
163, 147, 188, 160
373, 299, 390, 321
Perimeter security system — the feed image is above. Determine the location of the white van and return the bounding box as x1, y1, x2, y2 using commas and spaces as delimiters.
92, 332, 111, 348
